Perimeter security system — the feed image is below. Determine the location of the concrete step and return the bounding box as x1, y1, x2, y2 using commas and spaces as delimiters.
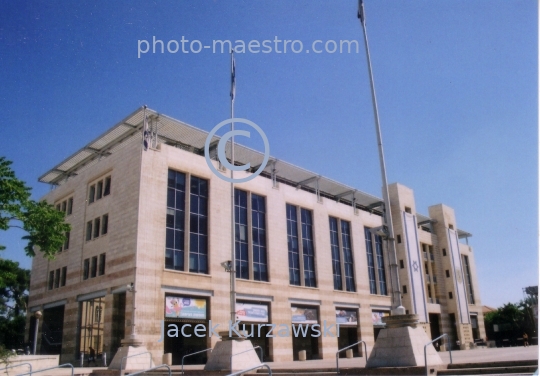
437, 365, 537, 375
447, 360, 538, 369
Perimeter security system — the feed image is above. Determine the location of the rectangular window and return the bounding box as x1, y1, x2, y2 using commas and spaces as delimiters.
83, 259, 89, 280
301, 208, 316, 287
61, 266, 67, 287
442, 248, 447, 256
48, 271, 54, 290
67, 198, 73, 215
89, 185, 96, 204
329, 217, 342, 291
364, 227, 377, 294
99, 253, 106, 276
462, 255, 475, 304
64, 231, 70, 250
397, 234, 401, 243
91, 256, 97, 278
54, 269, 60, 289
286, 204, 300, 286
341, 220, 355, 292
374, 233, 387, 295
56, 204, 61, 211
402, 285, 408, 294
96, 180, 103, 200
102, 214, 109, 235
235, 189, 249, 280
165, 170, 186, 271
449, 292, 453, 299
94, 218, 101, 238
61, 201, 67, 213
251, 193, 268, 282
446, 270, 450, 278
400, 259, 404, 269
103, 176, 111, 196
189, 176, 208, 274
86, 221, 92, 241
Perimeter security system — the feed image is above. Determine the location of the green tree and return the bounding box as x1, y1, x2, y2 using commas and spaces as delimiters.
0, 157, 70, 259
0, 259, 29, 350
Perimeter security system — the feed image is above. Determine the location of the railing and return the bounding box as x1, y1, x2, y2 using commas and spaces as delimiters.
120, 351, 152, 376
3, 363, 32, 375
335, 340, 368, 374
181, 348, 212, 375
424, 334, 452, 376
226, 363, 271, 376
127, 364, 171, 376
230, 346, 263, 372
16, 363, 73, 376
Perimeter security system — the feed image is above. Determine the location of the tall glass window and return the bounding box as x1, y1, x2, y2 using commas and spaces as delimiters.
286, 204, 300, 286
329, 217, 342, 290
189, 176, 208, 273
79, 297, 105, 358
301, 208, 316, 287
235, 189, 249, 279
364, 227, 377, 294
374, 234, 387, 295
165, 170, 186, 271
462, 255, 475, 304
251, 193, 268, 281
341, 221, 355, 292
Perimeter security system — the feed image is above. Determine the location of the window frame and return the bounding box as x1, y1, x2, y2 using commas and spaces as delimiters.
364, 227, 388, 296
329, 216, 356, 292
286, 204, 317, 288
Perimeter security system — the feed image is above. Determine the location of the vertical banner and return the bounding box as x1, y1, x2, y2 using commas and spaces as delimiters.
403, 212, 428, 323
448, 229, 470, 324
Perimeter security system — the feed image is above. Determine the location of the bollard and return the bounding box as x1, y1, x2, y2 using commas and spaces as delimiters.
298, 350, 306, 361
162, 353, 172, 366
345, 349, 353, 358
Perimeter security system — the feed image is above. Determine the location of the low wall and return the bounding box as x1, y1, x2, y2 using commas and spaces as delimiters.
1, 355, 60, 375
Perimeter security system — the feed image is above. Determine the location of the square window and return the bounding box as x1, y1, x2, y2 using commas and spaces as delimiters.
83, 259, 89, 280
405, 207, 412, 214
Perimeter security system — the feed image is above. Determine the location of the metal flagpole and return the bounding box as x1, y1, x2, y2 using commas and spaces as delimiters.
358, 0, 404, 315
230, 50, 236, 323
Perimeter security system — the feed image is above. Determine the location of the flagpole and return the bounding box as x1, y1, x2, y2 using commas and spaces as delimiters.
230, 50, 236, 323
358, 0, 404, 315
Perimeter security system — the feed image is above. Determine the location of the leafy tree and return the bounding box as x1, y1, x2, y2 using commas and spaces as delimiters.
0, 259, 29, 351
0, 157, 70, 259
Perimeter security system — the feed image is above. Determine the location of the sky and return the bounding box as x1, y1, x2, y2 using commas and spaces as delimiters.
0, 0, 537, 308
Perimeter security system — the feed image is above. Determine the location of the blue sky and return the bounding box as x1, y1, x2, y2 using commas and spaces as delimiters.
0, 1, 537, 308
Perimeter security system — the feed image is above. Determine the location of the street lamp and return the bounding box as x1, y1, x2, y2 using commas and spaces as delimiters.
33, 311, 42, 355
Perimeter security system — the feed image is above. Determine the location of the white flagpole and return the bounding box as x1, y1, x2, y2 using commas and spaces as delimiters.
230, 50, 236, 323
358, 0, 404, 315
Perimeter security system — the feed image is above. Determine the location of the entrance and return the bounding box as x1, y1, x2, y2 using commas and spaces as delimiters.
470, 315, 480, 341
336, 308, 360, 357
111, 292, 126, 357
291, 306, 320, 361
41, 305, 65, 355
236, 301, 271, 361
429, 313, 442, 350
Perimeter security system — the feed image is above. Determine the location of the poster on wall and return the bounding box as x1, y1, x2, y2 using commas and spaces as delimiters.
235, 302, 269, 322
291, 306, 318, 324
165, 296, 206, 319
336, 309, 357, 326
372, 311, 389, 326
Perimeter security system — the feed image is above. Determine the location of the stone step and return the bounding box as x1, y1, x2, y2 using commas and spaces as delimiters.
437, 365, 538, 376
447, 360, 538, 369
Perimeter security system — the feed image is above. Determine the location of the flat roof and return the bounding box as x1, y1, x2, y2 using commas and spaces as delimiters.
39, 106, 471, 236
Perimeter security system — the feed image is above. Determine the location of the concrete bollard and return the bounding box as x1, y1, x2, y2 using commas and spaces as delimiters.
162, 353, 172, 366
345, 349, 353, 358
298, 350, 306, 361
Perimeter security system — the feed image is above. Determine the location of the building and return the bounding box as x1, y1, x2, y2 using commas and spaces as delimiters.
27, 107, 485, 364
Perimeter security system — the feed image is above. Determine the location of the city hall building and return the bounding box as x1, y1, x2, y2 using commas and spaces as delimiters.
27, 107, 485, 364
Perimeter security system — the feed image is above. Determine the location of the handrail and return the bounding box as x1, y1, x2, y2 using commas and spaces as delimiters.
424, 333, 452, 376
335, 340, 368, 374
226, 363, 271, 376
127, 364, 171, 376
120, 351, 152, 375
3, 363, 32, 375
230, 345, 263, 372
181, 348, 212, 375
16, 363, 73, 376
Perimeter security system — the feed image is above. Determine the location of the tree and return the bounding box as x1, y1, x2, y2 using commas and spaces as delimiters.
0, 259, 29, 351
0, 157, 70, 259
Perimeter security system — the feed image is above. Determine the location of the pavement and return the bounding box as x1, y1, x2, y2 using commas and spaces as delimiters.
11, 346, 538, 375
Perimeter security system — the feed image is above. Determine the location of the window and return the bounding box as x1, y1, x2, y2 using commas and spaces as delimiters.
400, 259, 404, 269
462, 255, 475, 304
397, 234, 401, 244
189, 176, 208, 274
67, 198, 73, 215
83, 259, 90, 280
251, 193, 268, 282
449, 292, 453, 299
104, 177, 111, 196
48, 271, 54, 290
98, 254, 106, 276
54, 269, 60, 288
286, 204, 316, 287
61, 267, 67, 287
374, 233, 387, 295
364, 227, 377, 294
445, 270, 450, 278
165, 170, 186, 271
89, 185, 96, 204
61, 201, 67, 213
56, 197, 74, 216
96, 181, 103, 200
329, 217, 355, 292
402, 285, 408, 294
442, 248, 447, 256
235, 189, 249, 280
364, 227, 387, 295
449, 224, 454, 230
56, 204, 61, 211
405, 207, 412, 214
102, 214, 109, 235
94, 218, 101, 238
63, 231, 70, 250
86, 221, 92, 241
90, 256, 97, 278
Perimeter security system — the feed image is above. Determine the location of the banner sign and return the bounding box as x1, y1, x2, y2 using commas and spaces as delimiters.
336, 309, 357, 326
236, 302, 269, 323
291, 306, 318, 324
165, 296, 206, 319
403, 212, 428, 323
448, 229, 470, 324
372, 311, 389, 326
